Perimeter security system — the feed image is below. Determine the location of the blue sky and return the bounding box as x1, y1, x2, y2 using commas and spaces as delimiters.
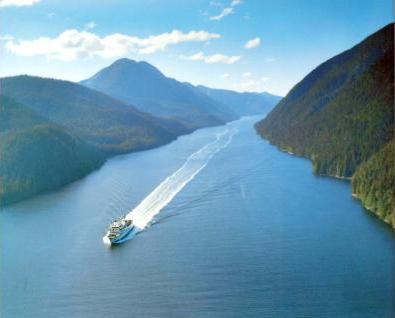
0, 0, 393, 96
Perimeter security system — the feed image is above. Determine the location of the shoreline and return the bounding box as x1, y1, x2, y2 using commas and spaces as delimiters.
255, 128, 392, 229
1, 117, 247, 208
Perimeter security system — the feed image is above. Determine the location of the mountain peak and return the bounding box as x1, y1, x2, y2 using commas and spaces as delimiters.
111, 57, 137, 66
108, 58, 164, 76
80, 58, 166, 93
81, 58, 281, 127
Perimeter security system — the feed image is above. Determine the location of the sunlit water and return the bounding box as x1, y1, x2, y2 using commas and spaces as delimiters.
1, 116, 394, 318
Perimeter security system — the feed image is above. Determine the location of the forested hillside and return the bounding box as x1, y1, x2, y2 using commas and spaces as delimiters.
0, 76, 189, 205
256, 23, 394, 227
1, 75, 186, 155
1, 63, 279, 206
352, 140, 394, 227
0, 96, 105, 205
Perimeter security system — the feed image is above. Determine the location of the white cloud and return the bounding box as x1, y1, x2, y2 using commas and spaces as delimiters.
209, 1, 222, 6
230, 0, 242, 6
85, 21, 97, 30
244, 37, 261, 49
264, 57, 276, 62
5, 29, 220, 61
0, 0, 40, 7
182, 51, 241, 64
242, 72, 252, 78
221, 73, 230, 79
209, 7, 234, 20
0, 34, 13, 41
209, 0, 242, 21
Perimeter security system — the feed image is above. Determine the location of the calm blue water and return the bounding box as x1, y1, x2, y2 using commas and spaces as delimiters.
1, 116, 394, 318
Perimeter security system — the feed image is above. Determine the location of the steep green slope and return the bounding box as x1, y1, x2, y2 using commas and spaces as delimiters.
81, 58, 237, 128
0, 96, 104, 206
352, 140, 394, 227
0, 76, 193, 206
1, 75, 186, 155
197, 85, 281, 116
256, 23, 394, 227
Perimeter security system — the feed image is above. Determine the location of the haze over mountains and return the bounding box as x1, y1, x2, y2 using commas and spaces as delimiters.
1, 75, 188, 154
256, 23, 394, 227
0, 60, 280, 206
197, 85, 280, 117
81, 58, 281, 129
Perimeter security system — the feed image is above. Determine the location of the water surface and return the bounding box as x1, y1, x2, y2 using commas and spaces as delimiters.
1, 116, 394, 318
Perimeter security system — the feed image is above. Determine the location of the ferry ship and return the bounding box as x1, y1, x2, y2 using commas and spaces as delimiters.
103, 216, 135, 245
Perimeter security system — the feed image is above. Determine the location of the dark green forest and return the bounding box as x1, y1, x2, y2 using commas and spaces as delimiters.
0, 62, 278, 206
256, 23, 394, 228
0, 96, 105, 205
0, 77, 186, 206
352, 140, 394, 227
1, 75, 187, 155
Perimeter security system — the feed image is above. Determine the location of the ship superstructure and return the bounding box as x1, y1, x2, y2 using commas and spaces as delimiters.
103, 216, 135, 245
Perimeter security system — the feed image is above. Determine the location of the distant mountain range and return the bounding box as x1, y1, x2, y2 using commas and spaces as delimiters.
197, 85, 280, 117
81, 58, 280, 128
0, 61, 280, 206
256, 23, 394, 228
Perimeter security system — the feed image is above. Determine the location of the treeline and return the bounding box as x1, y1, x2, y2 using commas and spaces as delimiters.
0, 76, 183, 206
255, 23, 394, 228
0, 96, 105, 205
352, 141, 394, 227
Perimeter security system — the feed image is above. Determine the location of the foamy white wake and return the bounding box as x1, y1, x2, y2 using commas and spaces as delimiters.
126, 127, 238, 231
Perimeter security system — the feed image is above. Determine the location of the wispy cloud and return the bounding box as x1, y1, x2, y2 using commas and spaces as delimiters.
264, 57, 276, 62
238, 75, 270, 92
0, 0, 40, 7
209, 7, 234, 20
242, 71, 252, 78
182, 51, 241, 64
244, 37, 261, 49
221, 73, 230, 79
230, 0, 242, 6
209, 1, 222, 6
85, 21, 97, 30
209, 0, 242, 21
4, 29, 220, 61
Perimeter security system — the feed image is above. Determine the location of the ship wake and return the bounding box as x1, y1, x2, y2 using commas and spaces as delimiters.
119, 126, 238, 240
